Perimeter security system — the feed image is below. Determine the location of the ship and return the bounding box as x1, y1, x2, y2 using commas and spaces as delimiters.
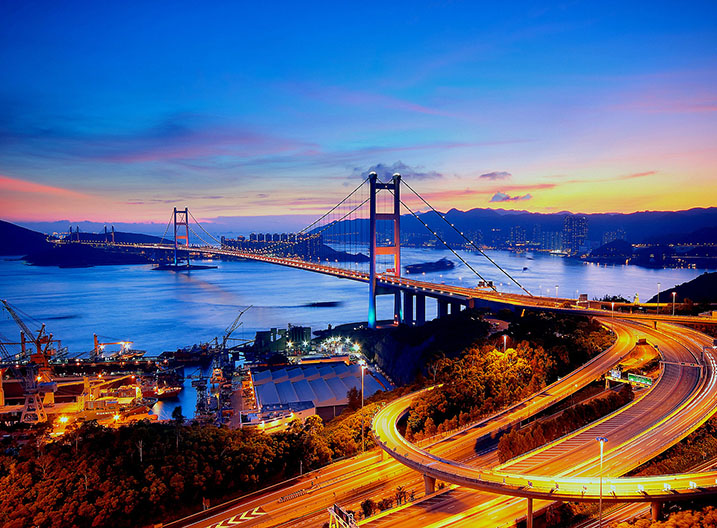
405, 257, 454, 274
156, 385, 182, 399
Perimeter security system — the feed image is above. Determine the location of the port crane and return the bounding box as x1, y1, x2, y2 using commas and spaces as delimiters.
0, 300, 62, 423
220, 305, 253, 350
92, 334, 134, 361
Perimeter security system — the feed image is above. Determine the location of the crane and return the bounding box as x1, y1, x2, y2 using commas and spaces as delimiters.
221, 305, 252, 350
1, 300, 60, 422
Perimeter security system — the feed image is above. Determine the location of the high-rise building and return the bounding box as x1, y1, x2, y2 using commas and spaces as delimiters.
541, 231, 562, 251
509, 225, 526, 247
602, 227, 626, 246
562, 215, 588, 254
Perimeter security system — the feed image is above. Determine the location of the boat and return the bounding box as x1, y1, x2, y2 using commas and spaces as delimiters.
156, 385, 182, 399
405, 258, 454, 274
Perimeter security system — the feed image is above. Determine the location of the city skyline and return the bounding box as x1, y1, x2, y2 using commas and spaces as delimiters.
1, 2, 716, 231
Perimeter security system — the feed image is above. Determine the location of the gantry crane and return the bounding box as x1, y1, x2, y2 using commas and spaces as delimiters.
221, 305, 252, 349
1, 299, 60, 423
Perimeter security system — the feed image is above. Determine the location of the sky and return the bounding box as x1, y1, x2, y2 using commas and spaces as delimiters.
0, 1, 715, 232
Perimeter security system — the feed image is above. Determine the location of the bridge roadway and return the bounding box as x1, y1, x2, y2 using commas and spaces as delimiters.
66, 240, 715, 326
372, 320, 717, 512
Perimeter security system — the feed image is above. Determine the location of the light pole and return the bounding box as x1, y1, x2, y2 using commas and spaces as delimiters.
596, 436, 608, 528
672, 292, 676, 316
657, 283, 661, 315
611, 302, 615, 319
555, 285, 559, 298
503, 334, 507, 352
360, 362, 366, 452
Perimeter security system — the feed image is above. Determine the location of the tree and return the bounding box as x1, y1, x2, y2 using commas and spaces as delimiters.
346, 387, 361, 411
360, 499, 376, 518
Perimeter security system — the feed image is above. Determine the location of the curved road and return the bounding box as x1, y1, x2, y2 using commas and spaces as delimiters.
373, 319, 717, 504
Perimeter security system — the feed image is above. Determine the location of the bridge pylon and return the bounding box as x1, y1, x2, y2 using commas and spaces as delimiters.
368, 172, 401, 329
173, 207, 190, 267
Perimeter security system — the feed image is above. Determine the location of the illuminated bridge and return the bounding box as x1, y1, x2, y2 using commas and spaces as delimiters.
55, 173, 714, 328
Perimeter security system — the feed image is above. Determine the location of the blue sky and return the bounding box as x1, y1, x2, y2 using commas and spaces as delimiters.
1, 1, 715, 231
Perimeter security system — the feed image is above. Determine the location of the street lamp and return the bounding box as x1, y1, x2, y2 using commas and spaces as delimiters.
657, 283, 661, 315
555, 285, 559, 298
503, 334, 507, 352
360, 361, 366, 452
611, 302, 615, 319
672, 292, 676, 316
596, 436, 608, 528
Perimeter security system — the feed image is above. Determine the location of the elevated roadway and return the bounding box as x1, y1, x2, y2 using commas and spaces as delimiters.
372, 320, 717, 509
59, 240, 717, 326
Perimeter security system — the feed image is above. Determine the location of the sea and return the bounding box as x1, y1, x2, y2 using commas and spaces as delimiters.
0, 248, 703, 419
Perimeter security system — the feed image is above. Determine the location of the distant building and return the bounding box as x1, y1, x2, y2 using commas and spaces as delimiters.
250, 233, 258, 242
509, 225, 527, 247
602, 228, 626, 246
531, 224, 542, 246
562, 215, 588, 254
541, 231, 562, 251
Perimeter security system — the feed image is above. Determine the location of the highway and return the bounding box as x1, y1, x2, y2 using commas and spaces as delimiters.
370, 320, 717, 527
170, 319, 717, 527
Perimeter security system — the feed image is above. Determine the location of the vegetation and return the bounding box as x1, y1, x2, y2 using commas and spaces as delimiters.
0, 415, 339, 528
497, 384, 633, 463
404, 312, 613, 439
612, 506, 717, 527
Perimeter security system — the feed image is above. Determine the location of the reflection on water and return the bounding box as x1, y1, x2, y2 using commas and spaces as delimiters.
0, 250, 702, 417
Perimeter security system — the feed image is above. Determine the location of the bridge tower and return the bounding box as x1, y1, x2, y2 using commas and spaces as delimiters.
173, 207, 190, 267
368, 172, 401, 329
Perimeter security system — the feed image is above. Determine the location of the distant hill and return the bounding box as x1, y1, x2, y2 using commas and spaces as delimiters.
0, 220, 52, 256
586, 239, 634, 261
645, 226, 717, 245
72, 231, 165, 244
648, 272, 717, 304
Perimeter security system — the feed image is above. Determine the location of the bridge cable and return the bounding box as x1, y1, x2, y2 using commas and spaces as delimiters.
401, 180, 533, 297
385, 188, 497, 291
187, 210, 223, 246
157, 212, 174, 246
257, 180, 370, 257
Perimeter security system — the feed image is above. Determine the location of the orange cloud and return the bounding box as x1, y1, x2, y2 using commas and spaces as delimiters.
0, 175, 89, 198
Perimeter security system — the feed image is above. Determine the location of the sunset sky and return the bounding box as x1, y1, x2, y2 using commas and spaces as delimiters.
0, 2, 715, 231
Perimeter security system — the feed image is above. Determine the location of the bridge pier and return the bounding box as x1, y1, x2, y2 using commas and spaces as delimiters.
651, 501, 662, 522
526, 497, 533, 528
438, 299, 449, 319
394, 292, 401, 324
415, 294, 426, 325
450, 301, 462, 314
423, 474, 436, 495
403, 292, 414, 325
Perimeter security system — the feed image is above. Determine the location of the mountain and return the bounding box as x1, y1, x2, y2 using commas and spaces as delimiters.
0, 220, 52, 256
648, 272, 717, 304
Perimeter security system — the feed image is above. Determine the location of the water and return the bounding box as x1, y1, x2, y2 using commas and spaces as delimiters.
0, 250, 703, 418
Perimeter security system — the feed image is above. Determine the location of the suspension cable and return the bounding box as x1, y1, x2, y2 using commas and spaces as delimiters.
259, 197, 371, 256
187, 210, 222, 246
158, 212, 174, 245
401, 180, 532, 296
386, 189, 497, 291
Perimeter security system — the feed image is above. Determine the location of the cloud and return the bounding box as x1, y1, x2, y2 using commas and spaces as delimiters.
479, 171, 511, 181
352, 161, 443, 181
618, 170, 658, 180
490, 191, 532, 202
0, 174, 89, 198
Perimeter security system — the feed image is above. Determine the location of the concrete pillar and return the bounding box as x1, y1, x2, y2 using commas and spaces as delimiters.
394, 291, 401, 324
450, 301, 461, 314
423, 474, 436, 495
403, 292, 414, 325
438, 299, 449, 319
526, 497, 533, 528
651, 501, 661, 522
416, 294, 426, 325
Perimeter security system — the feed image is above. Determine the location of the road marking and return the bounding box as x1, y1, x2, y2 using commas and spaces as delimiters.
211, 507, 267, 527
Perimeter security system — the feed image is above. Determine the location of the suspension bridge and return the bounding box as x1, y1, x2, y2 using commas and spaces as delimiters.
56, 173, 715, 328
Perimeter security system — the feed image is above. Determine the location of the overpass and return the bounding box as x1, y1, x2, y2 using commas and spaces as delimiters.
372, 319, 717, 525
